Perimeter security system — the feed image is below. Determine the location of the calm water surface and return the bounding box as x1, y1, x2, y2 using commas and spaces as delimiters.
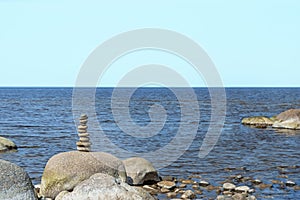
0, 88, 299, 199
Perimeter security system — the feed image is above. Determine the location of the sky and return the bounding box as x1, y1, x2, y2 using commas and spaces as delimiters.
0, 0, 299, 87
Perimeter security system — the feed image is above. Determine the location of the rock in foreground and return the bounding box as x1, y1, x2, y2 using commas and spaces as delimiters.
0, 136, 17, 152
40, 151, 127, 199
123, 157, 160, 185
55, 173, 155, 200
0, 159, 37, 200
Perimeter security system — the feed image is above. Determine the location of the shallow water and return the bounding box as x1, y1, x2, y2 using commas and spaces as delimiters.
0, 87, 299, 199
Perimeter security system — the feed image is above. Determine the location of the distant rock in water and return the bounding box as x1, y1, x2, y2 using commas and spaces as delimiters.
273, 109, 300, 129
241, 116, 275, 128
242, 109, 300, 130
0, 136, 17, 153
0, 159, 37, 200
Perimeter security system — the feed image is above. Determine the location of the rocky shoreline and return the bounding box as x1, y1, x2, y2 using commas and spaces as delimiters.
1, 157, 299, 200
1, 111, 299, 200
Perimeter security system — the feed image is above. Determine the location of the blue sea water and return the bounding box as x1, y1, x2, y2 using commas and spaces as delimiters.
0, 87, 299, 199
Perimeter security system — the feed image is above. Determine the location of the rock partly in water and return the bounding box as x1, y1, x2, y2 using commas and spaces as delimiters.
55, 173, 155, 200
157, 180, 176, 190
223, 183, 236, 191
40, 151, 127, 199
123, 157, 160, 185
242, 109, 300, 130
273, 109, 300, 130
235, 186, 250, 193
0, 159, 37, 200
0, 136, 17, 152
181, 189, 196, 199
241, 116, 274, 128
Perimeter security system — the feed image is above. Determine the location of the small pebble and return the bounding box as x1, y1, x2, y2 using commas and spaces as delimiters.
157, 181, 176, 189
181, 179, 194, 184
194, 189, 203, 195
271, 180, 282, 184
192, 184, 198, 189
178, 184, 186, 188
181, 190, 196, 199
223, 182, 236, 191
167, 192, 177, 198
162, 176, 175, 181
199, 180, 210, 187
160, 188, 170, 193
235, 186, 250, 193
252, 179, 262, 185
285, 181, 296, 187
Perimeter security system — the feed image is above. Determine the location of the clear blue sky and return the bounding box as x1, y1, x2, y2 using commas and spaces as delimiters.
0, 0, 299, 87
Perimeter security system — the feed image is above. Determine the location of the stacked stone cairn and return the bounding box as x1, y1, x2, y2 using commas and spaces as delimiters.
76, 114, 91, 152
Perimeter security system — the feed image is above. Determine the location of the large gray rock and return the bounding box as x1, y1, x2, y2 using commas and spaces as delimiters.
55, 173, 155, 200
273, 109, 300, 129
123, 157, 160, 185
40, 151, 127, 199
0, 159, 37, 200
0, 136, 17, 152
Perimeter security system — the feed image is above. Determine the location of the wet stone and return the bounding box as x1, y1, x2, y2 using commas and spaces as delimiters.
199, 180, 210, 187
162, 176, 175, 181
181, 190, 196, 199
235, 186, 250, 193
223, 183, 236, 191
252, 179, 262, 185
194, 189, 203, 195
160, 188, 170, 193
166, 192, 177, 198
286, 181, 296, 187
157, 181, 176, 190
181, 179, 194, 184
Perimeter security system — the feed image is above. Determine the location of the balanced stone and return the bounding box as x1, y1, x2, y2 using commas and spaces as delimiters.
78, 133, 89, 137
80, 114, 88, 120
76, 142, 91, 147
78, 125, 88, 130
76, 114, 91, 152
79, 137, 90, 142
80, 119, 88, 124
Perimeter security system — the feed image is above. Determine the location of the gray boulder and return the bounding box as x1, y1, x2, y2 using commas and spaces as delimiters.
273, 109, 300, 129
123, 157, 160, 185
40, 151, 127, 199
0, 136, 17, 152
55, 173, 155, 200
0, 159, 37, 200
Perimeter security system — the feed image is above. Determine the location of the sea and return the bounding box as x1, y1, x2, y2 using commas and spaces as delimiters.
0, 87, 299, 199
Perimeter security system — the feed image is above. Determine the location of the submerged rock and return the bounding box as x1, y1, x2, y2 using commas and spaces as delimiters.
40, 151, 126, 199
55, 173, 155, 200
0, 159, 37, 200
0, 136, 17, 152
